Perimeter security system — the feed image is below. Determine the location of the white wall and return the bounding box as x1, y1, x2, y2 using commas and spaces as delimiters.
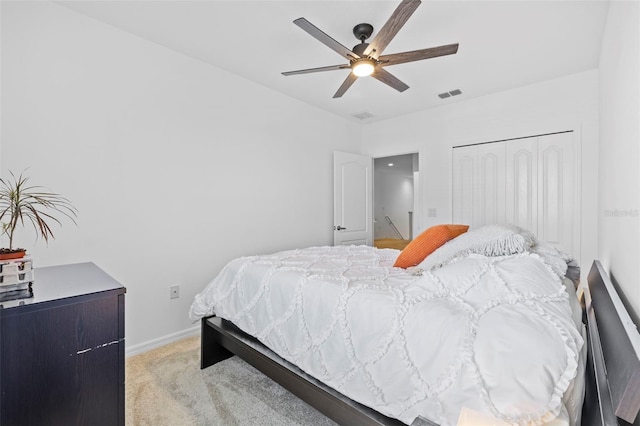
598, 1, 640, 320
0, 1, 361, 352
374, 170, 413, 239
361, 70, 600, 280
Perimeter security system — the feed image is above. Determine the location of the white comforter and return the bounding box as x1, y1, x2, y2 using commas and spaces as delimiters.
190, 245, 584, 426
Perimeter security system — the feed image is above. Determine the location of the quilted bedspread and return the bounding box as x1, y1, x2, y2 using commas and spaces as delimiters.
189, 245, 584, 426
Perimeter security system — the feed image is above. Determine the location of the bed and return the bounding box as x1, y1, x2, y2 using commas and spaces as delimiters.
190, 225, 640, 425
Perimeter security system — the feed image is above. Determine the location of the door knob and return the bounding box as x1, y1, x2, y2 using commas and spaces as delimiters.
335, 226, 347, 231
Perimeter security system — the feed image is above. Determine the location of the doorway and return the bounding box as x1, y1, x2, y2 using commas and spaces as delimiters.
373, 153, 418, 250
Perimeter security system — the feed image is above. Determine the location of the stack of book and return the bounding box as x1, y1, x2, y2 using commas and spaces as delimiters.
0, 256, 34, 302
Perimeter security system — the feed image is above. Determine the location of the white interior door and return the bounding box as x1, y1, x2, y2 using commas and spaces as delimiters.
506, 137, 538, 232
453, 131, 578, 256
452, 146, 476, 226
453, 144, 505, 228
537, 132, 576, 255
476, 143, 506, 226
334, 151, 372, 246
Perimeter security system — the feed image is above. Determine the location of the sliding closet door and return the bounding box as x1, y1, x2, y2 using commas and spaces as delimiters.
452, 147, 475, 226
452, 143, 505, 228
505, 137, 538, 232
537, 132, 575, 254
476, 143, 506, 226
453, 132, 578, 256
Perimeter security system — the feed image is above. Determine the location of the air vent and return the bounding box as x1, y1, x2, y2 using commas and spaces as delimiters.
352, 111, 374, 120
438, 89, 463, 99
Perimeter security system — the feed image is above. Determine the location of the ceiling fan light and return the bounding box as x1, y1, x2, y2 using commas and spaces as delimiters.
352, 59, 375, 77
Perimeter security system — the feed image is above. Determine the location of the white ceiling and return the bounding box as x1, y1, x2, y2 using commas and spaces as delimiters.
57, 0, 610, 123
375, 153, 415, 175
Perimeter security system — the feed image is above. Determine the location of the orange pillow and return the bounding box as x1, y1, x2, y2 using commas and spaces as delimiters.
393, 224, 469, 268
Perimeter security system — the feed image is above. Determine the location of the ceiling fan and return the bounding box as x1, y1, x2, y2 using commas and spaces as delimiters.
282, 0, 459, 98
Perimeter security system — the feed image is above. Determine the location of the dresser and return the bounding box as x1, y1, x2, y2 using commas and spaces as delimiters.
0, 262, 126, 426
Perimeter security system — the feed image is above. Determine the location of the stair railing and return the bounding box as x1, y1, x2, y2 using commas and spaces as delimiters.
384, 216, 405, 240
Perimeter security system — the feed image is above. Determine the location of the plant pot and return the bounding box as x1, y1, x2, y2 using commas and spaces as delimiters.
0, 249, 27, 261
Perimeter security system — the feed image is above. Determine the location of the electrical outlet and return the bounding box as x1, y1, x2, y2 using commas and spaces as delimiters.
427, 208, 437, 217
170, 285, 180, 299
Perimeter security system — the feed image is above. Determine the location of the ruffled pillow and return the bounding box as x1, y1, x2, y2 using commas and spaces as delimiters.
393, 224, 469, 268
418, 224, 537, 270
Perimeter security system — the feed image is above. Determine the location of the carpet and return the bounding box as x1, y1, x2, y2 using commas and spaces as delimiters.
126, 336, 337, 425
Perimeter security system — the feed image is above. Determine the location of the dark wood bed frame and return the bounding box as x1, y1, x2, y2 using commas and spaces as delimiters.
200, 260, 640, 425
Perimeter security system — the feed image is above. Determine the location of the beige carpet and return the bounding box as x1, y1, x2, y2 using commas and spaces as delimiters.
126, 336, 337, 425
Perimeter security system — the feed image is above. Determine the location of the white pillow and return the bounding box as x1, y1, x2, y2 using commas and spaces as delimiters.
418, 224, 537, 270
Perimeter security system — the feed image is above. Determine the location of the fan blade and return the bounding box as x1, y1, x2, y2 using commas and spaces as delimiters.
372, 68, 409, 92
378, 44, 458, 67
282, 64, 350, 76
333, 73, 358, 98
294, 18, 359, 61
364, 0, 421, 58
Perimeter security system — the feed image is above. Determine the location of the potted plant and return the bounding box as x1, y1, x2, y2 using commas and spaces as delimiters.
0, 171, 77, 260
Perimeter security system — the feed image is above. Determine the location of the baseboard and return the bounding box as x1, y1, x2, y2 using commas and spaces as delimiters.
125, 325, 200, 357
